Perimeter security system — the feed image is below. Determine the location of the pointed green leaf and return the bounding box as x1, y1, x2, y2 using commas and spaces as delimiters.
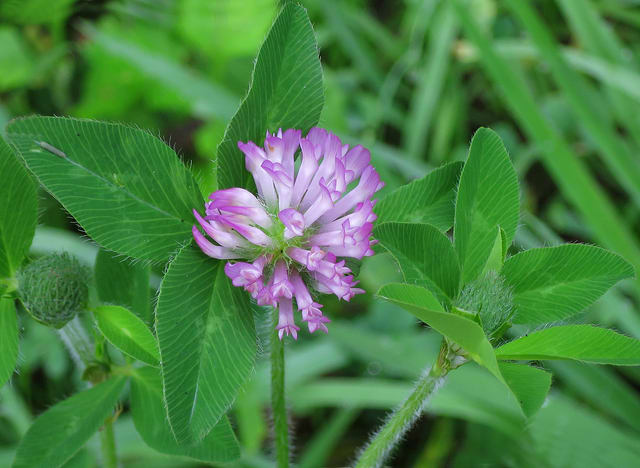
6, 117, 203, 262
502, 244, 634, 324
12, 377, 126, 468
94, 249, 152, 326
217, 3, 323, 190
0, 298, 18, 387
497, 325, 640, 365
375, 161, 463, 230
156, 243, 256, 444
377, 283, 556, 419
498, 362, 551, 418
130, 367, 240, 462
454, 128, 519, 284
481, 226, 506, 275
374, 222, 461, 301
93, 305, 159, 366
377, 283, 502, 381
0, 137, 37, 280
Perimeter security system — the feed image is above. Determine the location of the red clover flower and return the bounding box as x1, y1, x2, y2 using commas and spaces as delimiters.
192, 128, 383, 339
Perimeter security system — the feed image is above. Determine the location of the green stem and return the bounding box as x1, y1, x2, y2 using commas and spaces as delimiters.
100, 417, 117, 468
271, 319, 289, 468
353, 343, 451, 468
59, 315, 118, 467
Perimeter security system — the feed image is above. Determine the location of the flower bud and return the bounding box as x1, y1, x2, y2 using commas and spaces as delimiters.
18, 252, 90, 329
456, 271, 514, 337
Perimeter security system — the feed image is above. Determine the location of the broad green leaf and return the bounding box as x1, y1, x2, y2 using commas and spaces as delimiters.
0, 298, 18, 387
374, 161, 463, 230
130, 367, 240, 462
94, 249, 151, 326
375, 222, 461, 301
12, 377, 126, 468
0, 137, 37, 280
502, 244, 634, 324
93, 305, 159, 366
496, 325, 640, 365
6, 117, 203, 262
454, 128, 519, 284
155, 243, 256, 444
498, 362, 551, 418
217, 3, 323, 190
377, 283, 502, 381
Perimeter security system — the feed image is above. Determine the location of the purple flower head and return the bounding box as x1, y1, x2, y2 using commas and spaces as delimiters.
193, 128, 383, 339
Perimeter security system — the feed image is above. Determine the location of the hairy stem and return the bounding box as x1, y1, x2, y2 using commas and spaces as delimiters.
271, 320, 289, 468
100, 417, 117, 468
59, 315, 118, 467
353, 342, 452, 468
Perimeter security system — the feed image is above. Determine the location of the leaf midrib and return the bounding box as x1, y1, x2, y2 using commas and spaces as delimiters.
495, 352, 636, 364
512, 273, 623, 296
19, 133, 186, 224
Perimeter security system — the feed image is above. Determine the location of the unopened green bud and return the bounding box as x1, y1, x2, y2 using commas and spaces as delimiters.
82, 362, 110, 384
18, 252, 90, 329
456, 271, 514, 336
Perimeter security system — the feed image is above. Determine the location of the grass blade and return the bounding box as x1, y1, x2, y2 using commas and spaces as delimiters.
507, 0, 640, 205
405, 2, 457, 161
452, 0, 640, 294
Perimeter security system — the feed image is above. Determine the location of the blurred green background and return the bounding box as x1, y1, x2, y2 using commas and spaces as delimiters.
2, 0, 640, 466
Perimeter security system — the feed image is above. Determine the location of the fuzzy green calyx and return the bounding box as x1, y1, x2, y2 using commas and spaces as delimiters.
18, 252, 90, 329
456, 271, 514, 337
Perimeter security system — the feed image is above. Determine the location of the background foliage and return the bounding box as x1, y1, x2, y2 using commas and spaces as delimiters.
2, 0, 640, 466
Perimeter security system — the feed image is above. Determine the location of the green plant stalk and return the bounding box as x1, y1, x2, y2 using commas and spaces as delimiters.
100, 418, 117, 468
271, 316, 289, 468
353, 342, 451, 468
59, 316, 119, 467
